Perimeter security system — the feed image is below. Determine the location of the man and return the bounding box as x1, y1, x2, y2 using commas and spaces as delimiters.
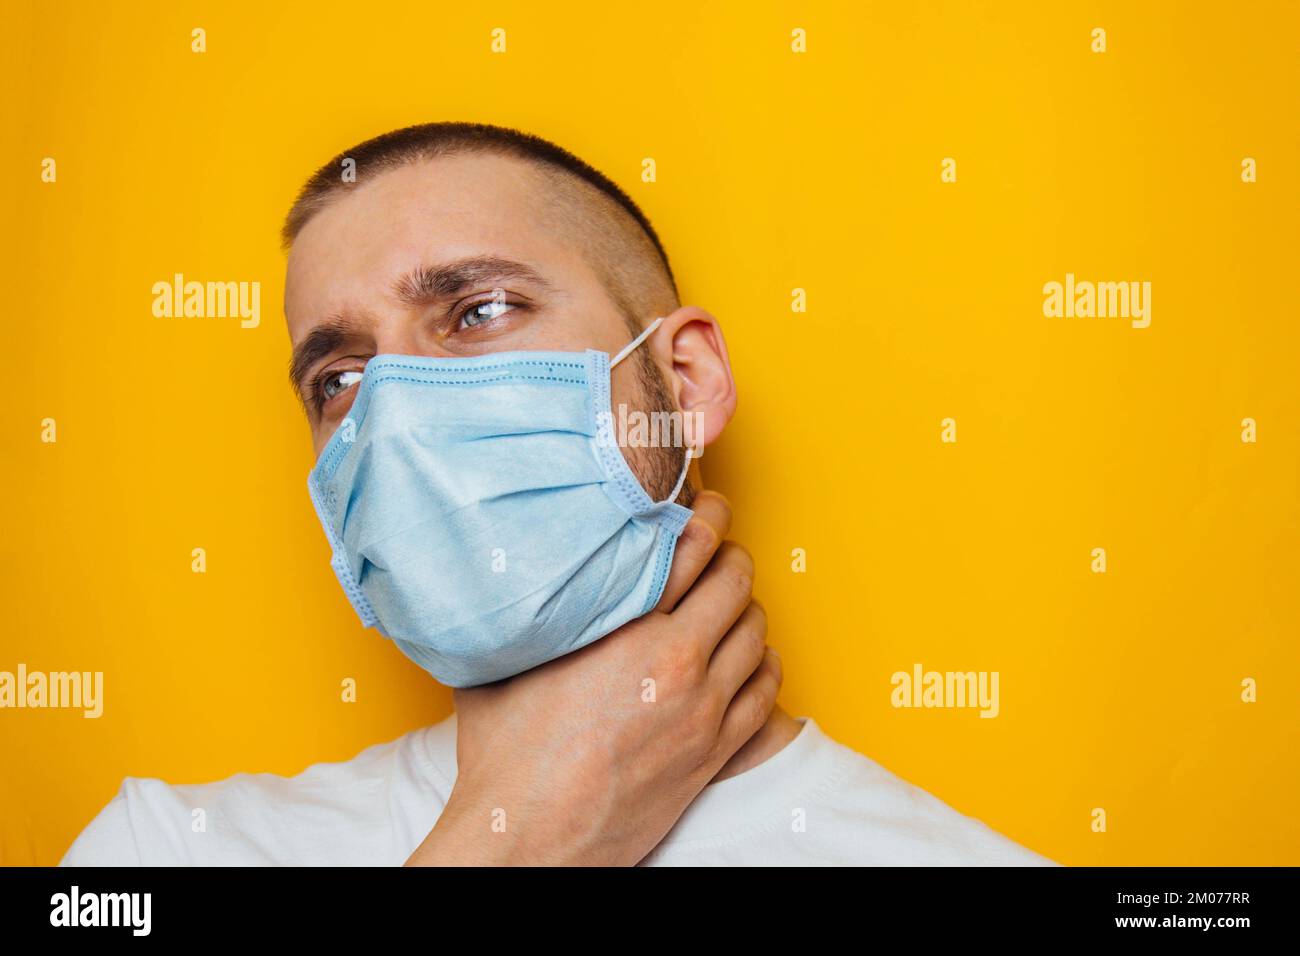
62, 122, 1054, 866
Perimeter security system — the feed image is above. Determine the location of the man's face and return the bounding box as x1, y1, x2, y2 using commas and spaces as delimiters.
285, 152, 677, 494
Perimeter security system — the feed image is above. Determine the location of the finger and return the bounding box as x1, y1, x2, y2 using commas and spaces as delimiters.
706, 600, 767, 696
715, 647, 783, 757
656, 491, 732, 612
669, 541, 755, 657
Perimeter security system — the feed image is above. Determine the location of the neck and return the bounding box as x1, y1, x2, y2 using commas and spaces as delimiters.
710, 705, 803, 783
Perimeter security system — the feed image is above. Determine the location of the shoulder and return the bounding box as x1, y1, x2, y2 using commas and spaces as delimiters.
810, 725, 1058, 866
60, 785, 143, 866
60, 724, 449, 866
649, 717, 1058, 866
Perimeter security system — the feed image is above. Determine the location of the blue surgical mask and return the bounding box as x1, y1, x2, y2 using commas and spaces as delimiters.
306, 318, 693, 687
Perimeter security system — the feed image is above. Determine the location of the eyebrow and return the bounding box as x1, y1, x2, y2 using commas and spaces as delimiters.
392, 254, 553, 306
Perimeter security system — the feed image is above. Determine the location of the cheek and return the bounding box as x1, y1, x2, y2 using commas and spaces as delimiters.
311, 414, 347, 458
609, 357, 672, 427
609, 372, 640, 418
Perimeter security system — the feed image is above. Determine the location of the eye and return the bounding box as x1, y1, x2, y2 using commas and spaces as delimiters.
458, 297, 518, 330
321, 369, 363, 401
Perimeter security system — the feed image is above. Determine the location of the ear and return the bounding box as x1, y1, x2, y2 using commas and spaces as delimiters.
650, 305, 737, 450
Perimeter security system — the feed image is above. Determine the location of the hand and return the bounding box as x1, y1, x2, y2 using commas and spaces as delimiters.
404, 490, 780, 866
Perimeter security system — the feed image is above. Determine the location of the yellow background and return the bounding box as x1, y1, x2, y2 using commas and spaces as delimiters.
3, 0, 1297, 866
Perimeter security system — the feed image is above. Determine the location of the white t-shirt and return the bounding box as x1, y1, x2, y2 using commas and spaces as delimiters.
60, 715, 1057, 866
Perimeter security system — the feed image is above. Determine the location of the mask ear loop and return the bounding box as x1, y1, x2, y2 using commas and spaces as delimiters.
610, 316, 664, 369
667, 444, 697, 505
608, 315, 695, 506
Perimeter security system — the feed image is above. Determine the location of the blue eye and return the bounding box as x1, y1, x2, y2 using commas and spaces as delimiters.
322, 369, 363, 401
459, 298, 516, 330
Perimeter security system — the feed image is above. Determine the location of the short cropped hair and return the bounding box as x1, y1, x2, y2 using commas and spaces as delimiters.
281, 121, 679, 322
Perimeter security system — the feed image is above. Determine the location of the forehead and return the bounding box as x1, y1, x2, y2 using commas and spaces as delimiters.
283, 152, 582, 341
